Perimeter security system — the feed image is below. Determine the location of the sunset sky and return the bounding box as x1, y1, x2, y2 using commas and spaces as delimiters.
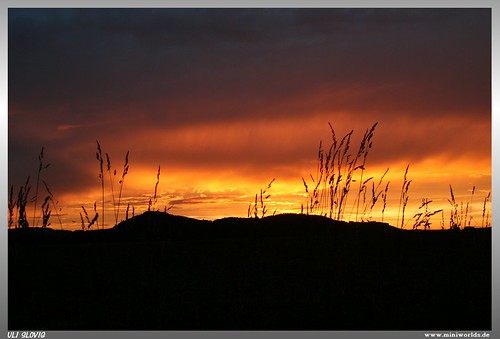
8, 8, 491, 230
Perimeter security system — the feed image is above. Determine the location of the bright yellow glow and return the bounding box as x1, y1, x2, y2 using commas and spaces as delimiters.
34, 152, 490, 231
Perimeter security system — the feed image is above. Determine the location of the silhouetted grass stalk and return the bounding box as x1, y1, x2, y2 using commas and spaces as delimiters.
248, 178, 275, 218
448, 185, 460, 229
465, 186, 475, 227
448, 184, 462, 229
105, 153, 118, 224
41, 196, 51, 228
448, 186, 488, 229
360, 167, 389, 221
397, 164, 411, 228
42, 180, 63, 229
482, 192, 491, 227
96, 141, 105, 229
332, 129, 353, 219
116, 151, 129, 223
32, 147, 50, 227
149, 165, 161, 212
381, 180, 390, 222
81, 205, 98, 230
8, 185, 15, 228
354, 123, 377, 221
412, 198, 442, 230
17, 177, 31, 228
10, 181, 29, 228
79, 212, 85, 231
356, 176, 372, 220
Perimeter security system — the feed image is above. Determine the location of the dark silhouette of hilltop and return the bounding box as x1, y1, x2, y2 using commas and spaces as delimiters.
9, 212, 491, 331
111, 211, 399, 239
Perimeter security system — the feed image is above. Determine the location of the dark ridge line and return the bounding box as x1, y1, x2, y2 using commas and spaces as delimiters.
8, 211, 490, 245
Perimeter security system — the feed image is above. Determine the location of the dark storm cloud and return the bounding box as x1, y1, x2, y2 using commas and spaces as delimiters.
9, 8, 490, 128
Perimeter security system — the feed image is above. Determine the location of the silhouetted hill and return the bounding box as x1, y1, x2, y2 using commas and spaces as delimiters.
113, 211, 402, 240
8, 212, 491, 331
9, 211, 401, 242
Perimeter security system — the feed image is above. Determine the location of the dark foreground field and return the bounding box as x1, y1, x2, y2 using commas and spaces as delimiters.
9, 212, 491, 331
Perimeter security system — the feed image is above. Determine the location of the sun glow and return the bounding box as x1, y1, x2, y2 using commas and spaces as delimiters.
28, 151, 488, 231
